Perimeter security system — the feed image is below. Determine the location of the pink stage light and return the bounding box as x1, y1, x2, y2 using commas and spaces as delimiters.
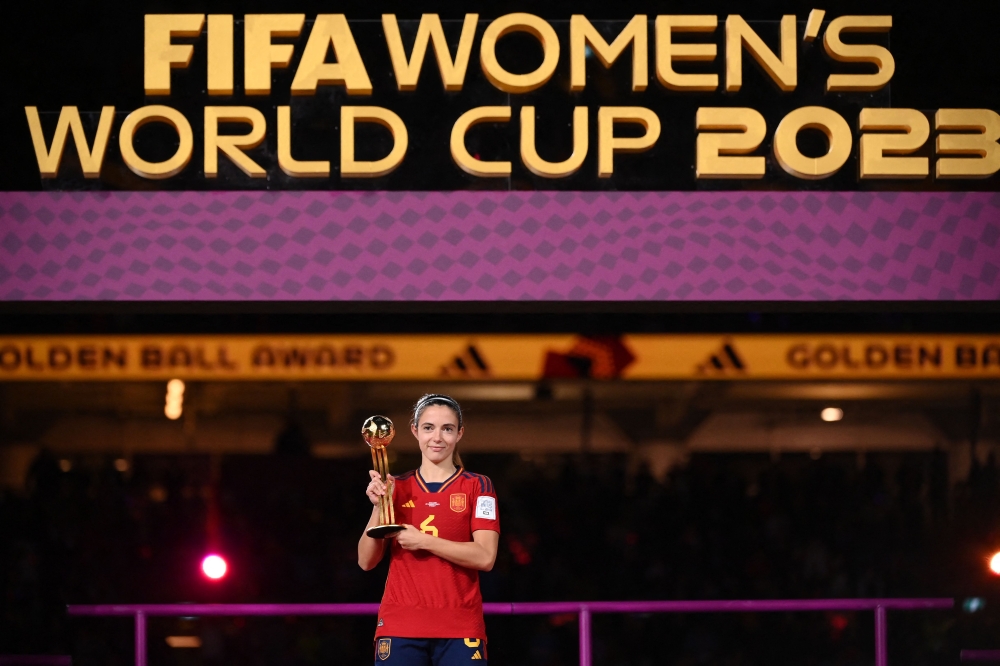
990, 552, 1000, 576
201, 554, 227, 580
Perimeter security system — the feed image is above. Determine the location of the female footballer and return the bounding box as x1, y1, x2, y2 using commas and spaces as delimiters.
359, 394, 500, 666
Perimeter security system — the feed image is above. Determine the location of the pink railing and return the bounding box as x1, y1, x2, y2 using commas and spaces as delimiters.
68, 598, 953, 666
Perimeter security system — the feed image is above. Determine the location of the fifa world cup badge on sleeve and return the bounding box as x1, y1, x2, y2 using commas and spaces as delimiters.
377, 638, 391, 661
475, 496, 496, 520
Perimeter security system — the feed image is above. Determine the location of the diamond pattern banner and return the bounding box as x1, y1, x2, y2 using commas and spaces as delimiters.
1, 191, 998, 301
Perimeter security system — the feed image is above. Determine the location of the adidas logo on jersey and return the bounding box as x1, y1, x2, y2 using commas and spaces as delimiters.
471, 651, 482, 660
402, 499, 415, 508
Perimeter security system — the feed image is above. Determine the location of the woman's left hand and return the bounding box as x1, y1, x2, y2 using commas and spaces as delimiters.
391, 524, 428, 551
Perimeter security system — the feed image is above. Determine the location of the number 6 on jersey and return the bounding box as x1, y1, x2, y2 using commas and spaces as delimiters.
419, 515, 438, 537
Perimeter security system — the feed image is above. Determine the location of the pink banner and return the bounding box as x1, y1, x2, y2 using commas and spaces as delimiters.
1, 191, 997, 300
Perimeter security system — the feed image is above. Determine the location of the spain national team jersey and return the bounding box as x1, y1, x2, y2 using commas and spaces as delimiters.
374, 467, 500, 640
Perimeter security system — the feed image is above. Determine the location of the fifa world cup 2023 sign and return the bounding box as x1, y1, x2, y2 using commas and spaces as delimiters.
4, 11, 1000, 303
21, 12, 1000, 184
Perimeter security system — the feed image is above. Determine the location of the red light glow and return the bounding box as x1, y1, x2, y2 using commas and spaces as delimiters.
990, 552, 1000, 576
201, 554, 227, 580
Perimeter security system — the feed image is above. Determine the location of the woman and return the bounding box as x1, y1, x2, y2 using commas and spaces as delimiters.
359, 394, 500, 666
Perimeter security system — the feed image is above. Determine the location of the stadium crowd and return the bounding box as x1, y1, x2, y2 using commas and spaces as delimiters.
2, 447, 998, 666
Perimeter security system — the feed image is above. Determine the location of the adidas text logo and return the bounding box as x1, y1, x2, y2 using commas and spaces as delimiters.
440, 344, 490, 378
402, 499, 415, 508
697, 342, 746, 374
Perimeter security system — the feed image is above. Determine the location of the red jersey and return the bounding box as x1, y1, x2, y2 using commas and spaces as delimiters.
374, 467, 500, 640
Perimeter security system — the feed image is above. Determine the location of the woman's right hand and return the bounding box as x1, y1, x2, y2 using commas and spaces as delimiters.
366, 470, 393, 506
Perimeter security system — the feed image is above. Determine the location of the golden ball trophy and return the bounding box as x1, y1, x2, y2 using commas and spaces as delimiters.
364, 415, 404, 538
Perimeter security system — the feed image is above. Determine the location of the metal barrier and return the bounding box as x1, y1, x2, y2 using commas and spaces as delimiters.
963, 652, 1000, 661
68, 599, 953, 666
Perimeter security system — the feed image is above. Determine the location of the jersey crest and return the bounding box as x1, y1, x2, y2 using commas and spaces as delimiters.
450, 493, 467, 512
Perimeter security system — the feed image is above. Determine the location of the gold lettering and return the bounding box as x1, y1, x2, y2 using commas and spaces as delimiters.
207, 15, 234, 95
773, 106, 851, 180
813, 345, 837, 369
0, 346, 20, 371
823, 16, 894, 92
480, 13, 559, 93
252, 346, 275, 367
894, 345, 913, 368
865, 345, 888, 369
277, 106, 330, 177
858, 108, 929, 179
26, 347, 44, 370
955, 345, 976, 368
450, 106, 512, 177
935, 109, 1000, 179
370, 345, 395, 370
204, 106, 267, 178
570, 15, 648, 92
655, 15, 718, 91
119, 105, 194, 180
244, 14, 305, 96
194, 347, 215, 369
218, 347, 237, 370
695, 107, 766, 179
725, 15, 796, 92
984, 345, 1000, 368
141, 346, 162, 369
144, 14, 205, 96
50, 346, 72, 371
803, 9, 825, 43
168, 346, 192, 367
78, 346, 97, 369
382, 14, 478, 91
597, 106, 661, 178
25, 106, 115, 178
291, 15, 373, 96
787, 344, 809, 369
315, 346, 336, 366
104, 347, 127, 368
340, 107, 408, 178
520, 107, 588, 178
344, 346, 363, 365
919, 346, 942, 368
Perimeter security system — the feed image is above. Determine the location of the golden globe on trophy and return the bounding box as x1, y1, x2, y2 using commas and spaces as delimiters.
363, 415, 404, 538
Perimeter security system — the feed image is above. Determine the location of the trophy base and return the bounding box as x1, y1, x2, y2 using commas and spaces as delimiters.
366, 524, 405, 539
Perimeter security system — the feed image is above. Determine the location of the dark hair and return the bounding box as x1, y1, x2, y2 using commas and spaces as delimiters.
411, 394, 464, 467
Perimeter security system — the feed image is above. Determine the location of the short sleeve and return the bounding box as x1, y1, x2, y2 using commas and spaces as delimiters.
470, 475, 500, 533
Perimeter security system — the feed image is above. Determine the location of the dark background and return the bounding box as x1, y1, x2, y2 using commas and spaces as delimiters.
1, 0, 998, 191
5, 448, 1000, 666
